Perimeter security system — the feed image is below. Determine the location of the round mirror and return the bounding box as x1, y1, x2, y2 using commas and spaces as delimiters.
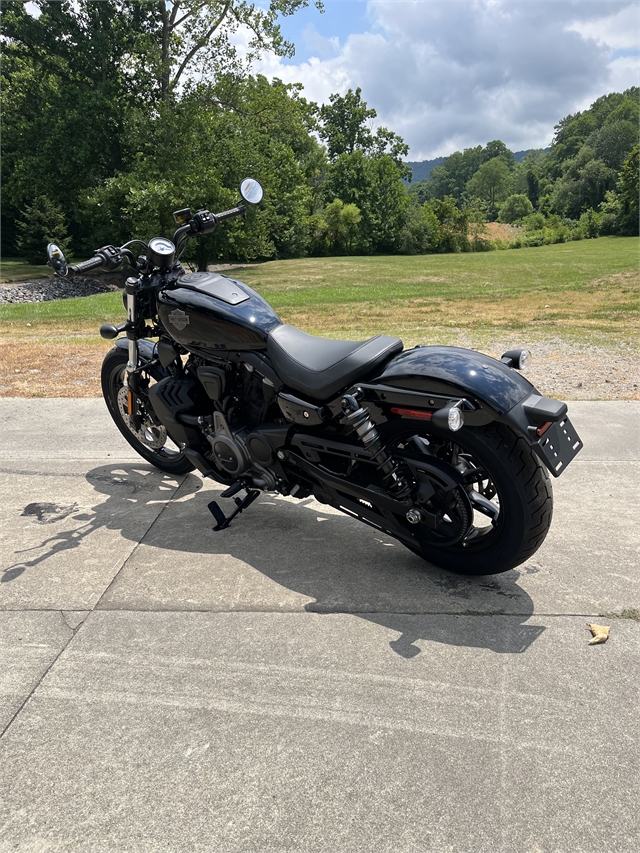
46, 243, 68, 278
239, 178, 264, 205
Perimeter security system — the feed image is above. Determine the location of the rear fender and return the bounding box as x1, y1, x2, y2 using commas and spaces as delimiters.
359, 345, 582, 475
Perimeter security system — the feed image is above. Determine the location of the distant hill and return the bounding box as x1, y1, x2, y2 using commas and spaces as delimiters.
404, 157, 445, 182
404, 148, 550, 183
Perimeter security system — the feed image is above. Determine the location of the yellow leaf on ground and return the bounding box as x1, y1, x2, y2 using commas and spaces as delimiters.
587, 623, 611, 645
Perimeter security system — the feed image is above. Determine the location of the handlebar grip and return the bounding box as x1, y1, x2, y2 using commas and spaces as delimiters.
214, 206, 245, 223
70, 255, 104, 276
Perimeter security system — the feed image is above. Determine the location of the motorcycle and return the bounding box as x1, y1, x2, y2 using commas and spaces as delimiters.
47, 178, 583, 575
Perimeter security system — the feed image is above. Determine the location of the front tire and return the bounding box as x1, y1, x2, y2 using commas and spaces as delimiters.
389, 422, 553, 575
101, 347, 195, 475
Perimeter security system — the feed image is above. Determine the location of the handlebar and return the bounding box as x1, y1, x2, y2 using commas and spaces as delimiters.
173, 204, 247, 244
68, 255, 104, 278
214, 205, 246, 224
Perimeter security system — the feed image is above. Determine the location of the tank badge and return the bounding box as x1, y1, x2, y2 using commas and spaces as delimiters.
168, 309, 189, 331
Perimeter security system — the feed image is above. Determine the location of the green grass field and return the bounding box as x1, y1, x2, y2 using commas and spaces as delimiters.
1, 237, 637, 398
2, 237, 637, 345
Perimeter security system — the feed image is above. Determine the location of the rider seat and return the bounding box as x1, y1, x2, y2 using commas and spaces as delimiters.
267, 324, 403, 402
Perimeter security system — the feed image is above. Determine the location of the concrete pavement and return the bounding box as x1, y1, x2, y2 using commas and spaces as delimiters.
1, 399, 638, 852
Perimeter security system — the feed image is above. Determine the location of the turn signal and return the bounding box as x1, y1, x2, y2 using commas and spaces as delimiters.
431, 402, 465, 432
501, 349, 532, 370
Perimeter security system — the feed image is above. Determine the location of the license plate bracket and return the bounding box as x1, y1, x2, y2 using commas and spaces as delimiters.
536, 416, 583, 477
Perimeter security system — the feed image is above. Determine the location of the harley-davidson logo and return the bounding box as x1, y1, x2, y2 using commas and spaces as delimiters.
168, 309, 189, 331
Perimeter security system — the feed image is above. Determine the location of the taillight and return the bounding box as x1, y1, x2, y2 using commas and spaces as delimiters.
390, 408, 433, 420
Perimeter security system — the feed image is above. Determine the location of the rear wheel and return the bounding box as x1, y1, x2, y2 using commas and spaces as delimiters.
101, 347, 194, 475
386, 421, 553, 575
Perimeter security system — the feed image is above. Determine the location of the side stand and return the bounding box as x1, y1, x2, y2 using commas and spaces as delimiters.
208, 485, 260, 531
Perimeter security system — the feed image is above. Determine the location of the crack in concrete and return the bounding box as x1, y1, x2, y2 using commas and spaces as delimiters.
92, 476, 188, 610
1, 612, 78, 741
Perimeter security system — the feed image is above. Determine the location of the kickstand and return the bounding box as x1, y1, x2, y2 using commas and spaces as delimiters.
208, 486, 260, 531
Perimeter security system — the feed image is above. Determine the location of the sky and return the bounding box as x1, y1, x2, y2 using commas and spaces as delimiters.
254, 0, 640, 160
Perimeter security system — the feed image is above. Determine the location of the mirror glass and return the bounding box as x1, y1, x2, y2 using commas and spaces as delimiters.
46, 243, 68, 277
239, 178, 264, 205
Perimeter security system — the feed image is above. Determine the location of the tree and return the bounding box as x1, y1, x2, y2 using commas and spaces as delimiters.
82, 75, 320, 263
499, 194, 534, 223
397, 200, 440, 255
550, 146, 616, 218
323, 151, 409, 253
426, 196, 471, 253
317, 88, 377, 159
600, 144, 640, 236
483, 140, 515, 168
152, 0, 323, 101
0, 1, 322, 254
15, 196, 72, 265
466, 157, 513, 217
317, 87, 409, 173
323, 199, 361, 253
586, 121, 639, 171
425, 146, 484, 201
547, 88, 639, 177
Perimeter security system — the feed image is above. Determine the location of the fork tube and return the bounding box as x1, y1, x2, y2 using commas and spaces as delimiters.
125, 278, 139, 378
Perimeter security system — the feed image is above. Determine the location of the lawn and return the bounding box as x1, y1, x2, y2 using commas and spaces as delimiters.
1, 237, 638, 398
1, 257, 55, 282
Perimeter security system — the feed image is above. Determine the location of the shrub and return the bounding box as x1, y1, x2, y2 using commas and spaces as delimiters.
498, 194, 534, 223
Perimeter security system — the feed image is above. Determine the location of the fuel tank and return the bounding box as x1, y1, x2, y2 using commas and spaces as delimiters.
157, 271, 281, 352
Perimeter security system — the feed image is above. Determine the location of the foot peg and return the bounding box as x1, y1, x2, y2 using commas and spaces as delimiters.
208, 486, 260, 531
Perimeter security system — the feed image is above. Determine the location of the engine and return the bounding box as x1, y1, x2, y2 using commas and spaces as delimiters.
204, 411, 279, 490
148, 359, 285, 491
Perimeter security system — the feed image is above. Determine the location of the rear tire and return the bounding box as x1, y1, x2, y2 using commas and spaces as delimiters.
101, 347, 195, 475
389, 422, 553, 575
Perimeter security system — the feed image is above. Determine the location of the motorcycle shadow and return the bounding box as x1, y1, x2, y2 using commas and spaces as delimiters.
8, 463, 543, 656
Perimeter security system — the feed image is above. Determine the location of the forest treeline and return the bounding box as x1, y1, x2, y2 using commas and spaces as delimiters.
2, 1, 638, 267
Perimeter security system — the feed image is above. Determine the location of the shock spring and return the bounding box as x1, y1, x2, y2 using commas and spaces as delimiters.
341, 394, 411, 500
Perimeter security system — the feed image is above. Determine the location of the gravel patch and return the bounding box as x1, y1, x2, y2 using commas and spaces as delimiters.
0, 264, 256, 304
0, 276, 122, 303
485, 338, 638, 401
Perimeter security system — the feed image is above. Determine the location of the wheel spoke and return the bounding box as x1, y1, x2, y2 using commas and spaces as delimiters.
468, 490, 500, 521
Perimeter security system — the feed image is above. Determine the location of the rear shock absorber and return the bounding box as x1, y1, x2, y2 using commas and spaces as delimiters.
341, 393, 411, 500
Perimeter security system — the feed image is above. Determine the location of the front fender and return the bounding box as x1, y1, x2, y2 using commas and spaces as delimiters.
114, 338, 167, 382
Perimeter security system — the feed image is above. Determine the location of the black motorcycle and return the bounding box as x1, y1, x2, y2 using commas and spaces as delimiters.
47, 178, 582, 575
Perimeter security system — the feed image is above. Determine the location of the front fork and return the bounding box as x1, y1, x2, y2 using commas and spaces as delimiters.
124, 279, 140, 419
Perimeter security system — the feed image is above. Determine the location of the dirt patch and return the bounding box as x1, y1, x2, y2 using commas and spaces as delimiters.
0, 341, 107, 397
483, 222, 522, 243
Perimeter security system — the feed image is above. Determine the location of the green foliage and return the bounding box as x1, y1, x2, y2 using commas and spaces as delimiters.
466, 157, 513, 217
323, 151, 410, 254
397, 200, 440, 255
317, 87, 409, 180
426, 196, 471, 253
550, 148, 617, 218
615, 144, 640, 236
499, 194, 534, 224
550, 89, 639, 168
15, 196, 72, 265
2, 2, 636, 265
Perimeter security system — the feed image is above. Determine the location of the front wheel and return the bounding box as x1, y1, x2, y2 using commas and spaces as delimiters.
387, 422, 553, 575
101, 347, 195, 475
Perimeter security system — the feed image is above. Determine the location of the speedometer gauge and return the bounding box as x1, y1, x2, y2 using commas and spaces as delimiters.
147, 237, 176, 268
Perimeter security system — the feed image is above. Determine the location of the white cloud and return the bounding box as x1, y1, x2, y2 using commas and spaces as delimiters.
254, 1, 640, 158
566, 3, 639, 50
